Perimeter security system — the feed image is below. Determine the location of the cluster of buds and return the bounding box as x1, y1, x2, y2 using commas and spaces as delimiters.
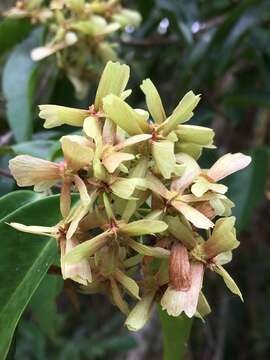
5, 0, 141, 98
9, 61, 251, 331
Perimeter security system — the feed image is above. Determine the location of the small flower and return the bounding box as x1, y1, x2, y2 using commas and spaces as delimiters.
161, 262, 204, 318
61, 236, 92, 285
191, 153, 252, 197
9, 155, 62, 191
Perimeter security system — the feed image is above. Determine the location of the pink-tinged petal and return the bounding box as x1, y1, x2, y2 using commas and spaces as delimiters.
102, 152, 134, 173
140, 174, 171, 199
207, 153, 251, 182
9, 155, 61, 190
161, 263, 204, 317
171, 153, 201, 193
171, 201, 214, 229
61, 237, 92, 285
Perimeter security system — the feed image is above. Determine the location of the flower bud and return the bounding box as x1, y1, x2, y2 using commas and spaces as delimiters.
169, 243, 191, 291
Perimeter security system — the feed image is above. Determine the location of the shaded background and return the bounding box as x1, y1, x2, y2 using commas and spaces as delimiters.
0, 0, 270, 359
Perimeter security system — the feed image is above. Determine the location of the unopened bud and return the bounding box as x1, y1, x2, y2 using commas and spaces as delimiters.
169, 243, 191, 291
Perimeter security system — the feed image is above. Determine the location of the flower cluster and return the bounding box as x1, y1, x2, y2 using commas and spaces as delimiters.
9, 61, 251, 330
5, 0, 141, 98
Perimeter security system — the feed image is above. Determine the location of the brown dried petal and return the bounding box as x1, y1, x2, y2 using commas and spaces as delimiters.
169, 243, 191, 291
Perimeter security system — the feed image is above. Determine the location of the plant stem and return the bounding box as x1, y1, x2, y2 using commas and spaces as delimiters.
158, 305, 193, 360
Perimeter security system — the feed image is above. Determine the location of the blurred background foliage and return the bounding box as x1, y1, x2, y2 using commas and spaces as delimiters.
0, 0, 270, 359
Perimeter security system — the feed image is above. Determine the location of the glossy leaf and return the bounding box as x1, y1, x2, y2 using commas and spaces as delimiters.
0, 190, 42, 221
158, 305, 192, 360
0, 195, 64, 359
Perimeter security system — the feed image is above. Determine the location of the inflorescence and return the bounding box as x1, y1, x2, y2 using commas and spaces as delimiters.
9, 61, 251, 331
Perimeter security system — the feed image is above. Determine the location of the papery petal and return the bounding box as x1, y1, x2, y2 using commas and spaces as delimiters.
171, 201, 214, 229
103, 94, 149, 135
207, 153, 252, 182
126, 238, 170, 259
102, 152, 134, 173
39, 105, 88, 128
122, 157, 149, 222
175, 125, 214, 146
114, 268, 140, 300
196, 292, 211, 318
171, 153, 200, 193
203, 217, 239, 259
114, 134, 152, 151
120, 219, 168, 236
64, 230, 112, 263
138, 174, 171, 199
161, 262, 204, 317
95, 61, 130, 110
125, 291, 156, 331
61, 237, 92, 285
152, 140, 176, 179
60, 135, 94, 171
110, 178, 139, 199
8, 222, 56, 237
9, 155, 60, 190
140, 79, 166, 124
161, 91, 201, 136
83, 116, 102, 146
102, 118, 116, 145
110, 277, 129, 315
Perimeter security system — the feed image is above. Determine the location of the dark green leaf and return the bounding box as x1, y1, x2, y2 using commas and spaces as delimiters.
30, 274, 63, 338
158, 305, 192, 360
0, 190, 42, 221
0, 195, 63, 359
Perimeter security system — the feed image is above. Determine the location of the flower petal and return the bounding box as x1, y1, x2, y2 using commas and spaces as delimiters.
39, 105, 88, 128
126, 239, 170, 258
152, 140, 176, 179
9, 155, 60, 190
95, 61, 130, 110
114, 268, 140, 300
103, 94, 149, 135
171, 201, 214, 229
207, 153, 252, 182
140, 79, 166, 124
61, 135, 94, 171
161, 91, 201, 135
102, 152, 134, 173
120, 219, 168, 236
161, 262, 204, 317
125, 291, 156, 331
64, 230, 112, 264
